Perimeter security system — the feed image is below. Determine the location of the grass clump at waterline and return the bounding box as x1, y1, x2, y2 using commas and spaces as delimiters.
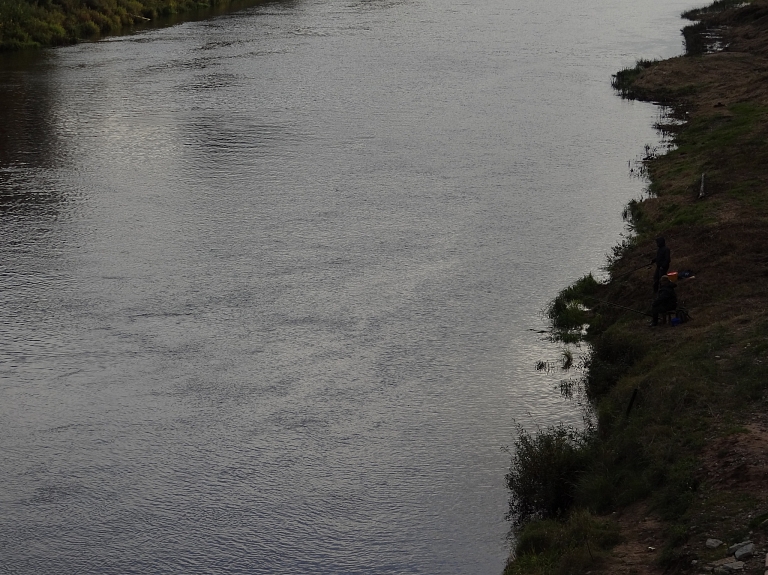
545, 274, 599, 343
504, 0, 768, 572
610, 59, 657, 100
0, 0, 258, 50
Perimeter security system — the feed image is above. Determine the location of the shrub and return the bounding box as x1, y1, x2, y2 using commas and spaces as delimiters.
506, 424, 590, 526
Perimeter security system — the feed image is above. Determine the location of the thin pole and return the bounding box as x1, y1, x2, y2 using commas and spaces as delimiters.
626, 388, 639, 417
612, 262, 652, 281
582, 295, 652, 317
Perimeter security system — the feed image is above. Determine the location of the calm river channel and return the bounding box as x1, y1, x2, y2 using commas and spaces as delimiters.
1, 0, 697, 572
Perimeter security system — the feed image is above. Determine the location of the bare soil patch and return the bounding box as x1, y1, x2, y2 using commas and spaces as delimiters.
598, 505, 666, 575
597, 423, 768, 574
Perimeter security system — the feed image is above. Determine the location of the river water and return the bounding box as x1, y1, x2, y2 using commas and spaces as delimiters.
0, 0, 696, 572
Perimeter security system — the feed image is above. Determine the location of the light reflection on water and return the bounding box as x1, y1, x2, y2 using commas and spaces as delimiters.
0, 0, 698, 572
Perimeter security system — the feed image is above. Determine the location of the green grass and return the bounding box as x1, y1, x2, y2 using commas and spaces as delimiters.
504, 511, 621, 575
0, 0, 263, 49
679, 104, 767, 150
631, 103, 768, 232
667, 201, 716, 226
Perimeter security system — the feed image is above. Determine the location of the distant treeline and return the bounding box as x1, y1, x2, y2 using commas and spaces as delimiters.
0, 0, 232, 50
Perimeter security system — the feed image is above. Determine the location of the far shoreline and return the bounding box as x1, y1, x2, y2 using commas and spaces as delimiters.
0, 0, 276, 51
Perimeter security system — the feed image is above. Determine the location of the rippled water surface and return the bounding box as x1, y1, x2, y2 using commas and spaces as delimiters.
1, 0, 697, 572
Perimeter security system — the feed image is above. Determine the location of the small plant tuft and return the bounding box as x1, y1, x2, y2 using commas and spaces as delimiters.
546, 274, 600, 342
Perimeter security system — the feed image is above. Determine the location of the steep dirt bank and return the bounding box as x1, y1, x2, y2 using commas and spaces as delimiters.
505, 2, 768, 573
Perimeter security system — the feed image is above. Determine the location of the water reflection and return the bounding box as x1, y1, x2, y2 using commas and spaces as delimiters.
0, 52, 64, 212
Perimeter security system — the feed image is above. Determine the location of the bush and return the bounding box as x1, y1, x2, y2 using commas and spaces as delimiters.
506, 424, 590, 526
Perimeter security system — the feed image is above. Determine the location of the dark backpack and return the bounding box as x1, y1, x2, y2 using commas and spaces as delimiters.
675, 305, 691, 323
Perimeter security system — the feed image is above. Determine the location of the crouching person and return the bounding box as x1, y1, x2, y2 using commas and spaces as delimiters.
651, 275, 677, 326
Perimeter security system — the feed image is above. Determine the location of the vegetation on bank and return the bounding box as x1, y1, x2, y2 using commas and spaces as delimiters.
0, 0, 251, 50
505, 0, 768, 573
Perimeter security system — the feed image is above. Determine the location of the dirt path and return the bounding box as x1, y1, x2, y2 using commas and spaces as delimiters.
598, 421, 768, 574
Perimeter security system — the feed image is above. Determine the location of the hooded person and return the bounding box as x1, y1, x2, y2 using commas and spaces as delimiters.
651, 236, 671, 293
650, 275, 677, 326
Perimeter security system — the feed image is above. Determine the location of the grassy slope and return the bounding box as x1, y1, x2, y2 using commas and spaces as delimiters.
505, 2, 768, 573
0, 0, 255, 49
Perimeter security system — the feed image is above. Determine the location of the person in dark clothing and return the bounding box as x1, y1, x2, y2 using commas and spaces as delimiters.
651, 236, 671, 293
650, 275, 677, 326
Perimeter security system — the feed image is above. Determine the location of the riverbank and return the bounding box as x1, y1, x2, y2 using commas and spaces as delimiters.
0, 0, 262, 50
505, 1, 768, 573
